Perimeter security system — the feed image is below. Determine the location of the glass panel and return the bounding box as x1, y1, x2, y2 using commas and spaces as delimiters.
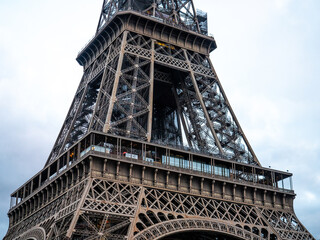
214, 164, 230, 177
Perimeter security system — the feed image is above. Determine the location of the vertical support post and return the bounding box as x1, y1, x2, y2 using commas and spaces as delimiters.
82, 162, 86, 180
166, 171, 170, 188
165, 149, 168, 165
67, 151, 70, 167
103, 159, 107, 177
154, 169, 158, 186
89, 157, 93, 177
141, 166, 146, 184
39, 174, 42, 188
55, 180, 59, 196
129, 164, 133, 182
212, 158, 215, 176
104, 31, 128, 132
253, 188, 257, 204
222, 182, 226, 198
57, 159, 60, 174
15, 192, 18, 206
271, 171, 276, 188
23, 186, 26, 199
201, 178, 204, 194
142, 143, 145, 160
273, 192, 276, 207
51, 184, 54, 200
30, 181, 33, 194
65, 173, 69, 189
211, 180, 215, 197
117, 138, 120, 157
282, 194, 286, 209
116, 162, 120, 180
47, 166, 50, 181
41, 190, 44, 206
77, 142, 81, 159
232, 163, 235, 180
147, 39, 155, 142
71, 169, 74, 186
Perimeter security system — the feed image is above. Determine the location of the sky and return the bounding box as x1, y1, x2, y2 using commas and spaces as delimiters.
0, 0, 319, 238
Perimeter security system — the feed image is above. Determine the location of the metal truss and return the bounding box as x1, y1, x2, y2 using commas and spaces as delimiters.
133, 218, 261, 240
6, 1, 314, 240
260, 208, 314, 240
102, 32, 152, 140
47, 34, 123, 164
8, 179, 312, 240
17, 227, 46, 240
5, 180, 88, 240
47, 30, 260, 166
96, 0, 204, 34
82, 179, 141, 217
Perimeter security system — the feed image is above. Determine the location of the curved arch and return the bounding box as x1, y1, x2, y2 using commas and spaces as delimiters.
19, 227, 46, 240
132, 218, 260, 240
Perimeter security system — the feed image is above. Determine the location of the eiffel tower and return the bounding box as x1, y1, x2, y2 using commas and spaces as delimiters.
4, 1, 315, 239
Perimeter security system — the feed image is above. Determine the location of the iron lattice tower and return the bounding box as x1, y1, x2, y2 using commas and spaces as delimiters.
4, 1, 315, 240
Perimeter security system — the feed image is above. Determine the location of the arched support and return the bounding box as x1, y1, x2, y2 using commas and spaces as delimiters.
132, 218, 261, 240
18, 227, 46, 240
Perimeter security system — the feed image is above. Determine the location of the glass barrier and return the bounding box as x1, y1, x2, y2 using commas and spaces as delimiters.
78, 136, 293, 192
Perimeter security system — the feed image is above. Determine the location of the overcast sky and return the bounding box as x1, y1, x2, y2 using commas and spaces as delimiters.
0, 0, 319, 238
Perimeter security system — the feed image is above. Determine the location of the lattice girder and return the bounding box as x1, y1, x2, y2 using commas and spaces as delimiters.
47, 30, 261, 166
96, 0, 202, 34
5, 179, 88, 240
4, 1, 315, 240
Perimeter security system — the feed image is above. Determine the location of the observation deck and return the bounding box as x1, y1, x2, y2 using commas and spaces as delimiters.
76, 8, 216, 70
9, 131, 293, 216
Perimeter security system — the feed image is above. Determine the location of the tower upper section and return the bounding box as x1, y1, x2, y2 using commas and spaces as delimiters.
49, 0, 258, 167
96, 0, 208, 35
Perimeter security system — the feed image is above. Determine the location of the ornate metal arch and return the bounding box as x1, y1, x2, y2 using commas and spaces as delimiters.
132, 218, 261, 240
18, 227, 46, 240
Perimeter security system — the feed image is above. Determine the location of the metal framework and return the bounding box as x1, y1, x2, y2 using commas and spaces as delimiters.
4, 1, 315, 240
96, 0, 207, 34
